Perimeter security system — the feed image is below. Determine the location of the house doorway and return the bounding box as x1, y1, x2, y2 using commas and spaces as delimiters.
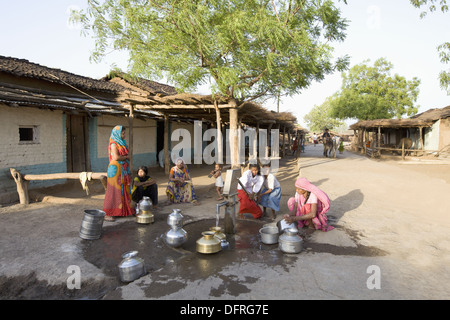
67, 114, 89, 172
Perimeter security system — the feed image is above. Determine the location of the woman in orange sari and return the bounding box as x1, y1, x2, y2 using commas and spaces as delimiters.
103, 126, 135, 221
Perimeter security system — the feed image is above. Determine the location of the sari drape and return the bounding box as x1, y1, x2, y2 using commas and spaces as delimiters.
287, 177, 334, 231
103, 125, 134, 217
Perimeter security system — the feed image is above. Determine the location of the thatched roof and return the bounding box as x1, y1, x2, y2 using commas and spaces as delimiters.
0, 56, 299, 129
0, 55, 124, 94
349, 106, 450, 130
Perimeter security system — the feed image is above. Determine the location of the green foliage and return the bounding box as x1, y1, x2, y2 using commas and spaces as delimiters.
328, 58, 421, 120
304, 96, 345, 132
71, 0, 349, 104
410, 0, 450, 95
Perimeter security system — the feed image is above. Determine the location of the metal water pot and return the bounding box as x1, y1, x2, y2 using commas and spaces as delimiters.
139, 196, 153, 213
196, 231, 221, 254
278, 228, 303, 254
118, 251, 146, 282
167, 209, 184, 228
165, 228, 188, 248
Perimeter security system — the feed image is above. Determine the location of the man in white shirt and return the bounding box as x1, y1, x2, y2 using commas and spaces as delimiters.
237, 163, 264, 219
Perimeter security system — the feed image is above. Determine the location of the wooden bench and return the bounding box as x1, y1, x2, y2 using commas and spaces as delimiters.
10, 168, 107, 205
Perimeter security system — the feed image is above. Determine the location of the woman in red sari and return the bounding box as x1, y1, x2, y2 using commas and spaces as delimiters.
103, 125, 135, 221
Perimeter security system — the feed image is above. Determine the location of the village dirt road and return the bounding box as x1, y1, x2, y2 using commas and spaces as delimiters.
0, 144, 449, 300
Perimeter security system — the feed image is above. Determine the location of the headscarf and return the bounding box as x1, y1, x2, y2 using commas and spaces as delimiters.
174, 157, 190, 179
287, 177, 333, 231
294, 177, 330, 214
108, 125, 129, 162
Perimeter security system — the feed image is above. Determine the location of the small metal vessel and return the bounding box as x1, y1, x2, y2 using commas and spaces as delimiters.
259, 226, 279, 244
209, 226, 226, 241
196, 231, 221, 254
118, 251, 146, 282
167, 209, 184, 228
136, 197, 154, 224
165, 227, 188, 248
278, 228, 303, 254
79, 209, 106, 240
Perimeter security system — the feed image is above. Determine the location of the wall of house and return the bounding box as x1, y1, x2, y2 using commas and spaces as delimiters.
439, 118, 450, 150
90, 115, 158, 173
0, 104, 66, 204
170, 121, 196, 164
424, 120, 440, 151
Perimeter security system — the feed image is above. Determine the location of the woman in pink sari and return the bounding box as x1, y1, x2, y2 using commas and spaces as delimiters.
284, 177, 334, 232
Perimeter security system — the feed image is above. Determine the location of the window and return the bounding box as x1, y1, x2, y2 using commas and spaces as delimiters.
19, 126, 39, 144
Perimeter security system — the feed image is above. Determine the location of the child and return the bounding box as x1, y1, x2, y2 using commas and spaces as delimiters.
259, 163, 281, 220
209, 163, 224, 201
132, 166, 158, 209
284, 177, 334, 232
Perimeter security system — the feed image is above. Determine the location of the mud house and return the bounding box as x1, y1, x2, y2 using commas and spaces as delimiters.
349, 105, 450, 158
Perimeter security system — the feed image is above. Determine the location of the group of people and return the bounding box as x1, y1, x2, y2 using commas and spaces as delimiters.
102, 125, 334, 231
102, 125, 199, 222
235, 163, 333, 231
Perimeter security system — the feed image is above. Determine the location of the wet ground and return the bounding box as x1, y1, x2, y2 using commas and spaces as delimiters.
80, 217, 385, 299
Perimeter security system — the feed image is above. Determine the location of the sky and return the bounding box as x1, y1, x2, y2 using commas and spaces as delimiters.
1, 0, 449, 130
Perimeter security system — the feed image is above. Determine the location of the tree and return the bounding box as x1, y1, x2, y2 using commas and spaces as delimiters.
304, 96, 345, 132
410, 0, 450, 95
71, 0, 349, 105
329, 58, 421, 120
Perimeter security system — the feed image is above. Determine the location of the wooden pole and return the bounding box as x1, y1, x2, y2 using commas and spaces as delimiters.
213, 100, 223, 164
419, 126, 424, 156
128, 104, 134, 176
282, 125, 286, 158
229, 100, 239, 169
10, 168, 29, 205
164, 115, 170, 174
402, 139, 405, 160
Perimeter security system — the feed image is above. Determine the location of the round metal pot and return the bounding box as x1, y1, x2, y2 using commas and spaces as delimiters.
139, 196, 153, 212
118, 251, 146, 282
278, 228, 303, 254
136, 212, 154, 224
165, 227, 188, 248
79, 209, 106, 240
209, 226, 226, 241
259, 226, 279, 244
167, 209, 184, 228
196, 231, 221, 254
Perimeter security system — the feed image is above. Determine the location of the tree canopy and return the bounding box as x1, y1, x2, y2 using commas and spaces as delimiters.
410, 0, 450, 95
72, 0, 349, 105
304, 96, 345, 132
328, 58, 421, 121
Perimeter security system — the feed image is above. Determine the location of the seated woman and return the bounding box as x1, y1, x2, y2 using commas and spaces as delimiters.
132, 166, 158, 209
284, 177, 334, 232
166, 158, 199, 205
237, 163, 264, 219
259, 163, 281, 220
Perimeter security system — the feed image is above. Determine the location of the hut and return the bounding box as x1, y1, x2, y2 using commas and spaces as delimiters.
349, 106, 450, 158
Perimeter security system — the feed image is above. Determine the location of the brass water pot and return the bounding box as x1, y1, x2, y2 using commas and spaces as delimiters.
196, 231, 221, 254
136, 212, 154, 224
209, 226, 226, 241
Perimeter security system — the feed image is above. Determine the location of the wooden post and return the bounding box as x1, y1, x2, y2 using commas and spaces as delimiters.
128, 104, 134, 176
402, 139, 405, 160
164, 115, 170, 174
10, 168, 29, 205
282, 125, 286, 158
213, 100, 223, 164
419, 126, 424, 156
229, 100, 239, 169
